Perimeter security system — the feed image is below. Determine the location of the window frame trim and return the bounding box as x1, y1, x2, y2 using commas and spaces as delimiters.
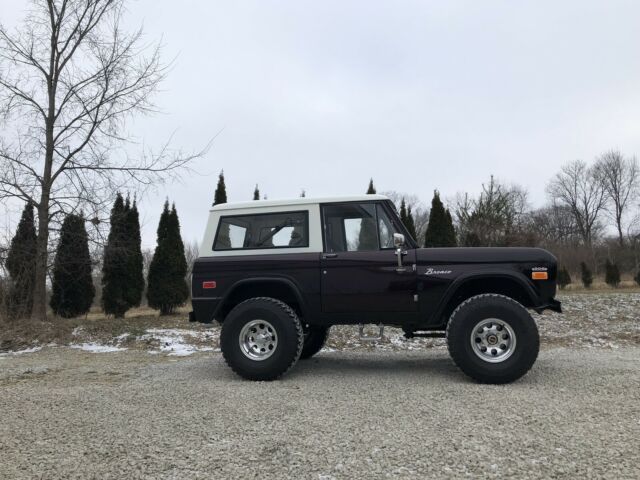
320, 200, 416, 253
212, 209, 310, 251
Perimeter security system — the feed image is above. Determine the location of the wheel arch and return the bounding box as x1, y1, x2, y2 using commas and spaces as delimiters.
214, 278, 308, 323
434, 272, 539, 327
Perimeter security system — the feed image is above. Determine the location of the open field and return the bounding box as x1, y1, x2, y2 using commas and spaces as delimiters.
1, 291, 640, 478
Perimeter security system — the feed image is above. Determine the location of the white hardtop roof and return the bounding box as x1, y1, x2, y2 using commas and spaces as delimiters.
210, 194, 390, 212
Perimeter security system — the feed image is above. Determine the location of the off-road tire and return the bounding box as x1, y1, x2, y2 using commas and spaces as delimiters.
446, 294, 539, 384
300, 325, 330, 360
221, 297, 304, 381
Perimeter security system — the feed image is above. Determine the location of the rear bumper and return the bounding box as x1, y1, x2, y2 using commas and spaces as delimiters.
190, 297, 221, 323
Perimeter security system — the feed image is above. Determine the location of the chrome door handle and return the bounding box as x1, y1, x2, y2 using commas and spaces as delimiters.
323, 253, 338, 259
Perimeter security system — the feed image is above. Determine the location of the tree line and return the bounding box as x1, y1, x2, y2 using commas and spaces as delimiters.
218, 165, 639, 290
2, 151, 640, 321
2, 194, 189, 320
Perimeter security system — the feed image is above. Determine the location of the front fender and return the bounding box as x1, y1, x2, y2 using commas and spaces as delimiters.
431, 270, 540, 323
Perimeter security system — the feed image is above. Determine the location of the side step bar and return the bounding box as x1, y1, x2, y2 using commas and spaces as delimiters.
403, 331, 446, 339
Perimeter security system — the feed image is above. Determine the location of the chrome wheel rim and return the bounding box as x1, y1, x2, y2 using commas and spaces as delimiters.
470, 318, 516, 363
239, 320, 278, 361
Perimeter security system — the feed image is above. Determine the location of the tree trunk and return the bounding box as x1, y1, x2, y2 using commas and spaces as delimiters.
617, 220, 624, 248
31, 200, 50, 321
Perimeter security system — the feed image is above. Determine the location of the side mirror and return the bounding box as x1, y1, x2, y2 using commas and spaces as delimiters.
393, 233, 405, 249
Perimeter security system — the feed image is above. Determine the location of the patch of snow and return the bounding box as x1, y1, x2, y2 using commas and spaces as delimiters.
0, 346, 43, 357
141, 328, 219, 356
70, 343, 126, 353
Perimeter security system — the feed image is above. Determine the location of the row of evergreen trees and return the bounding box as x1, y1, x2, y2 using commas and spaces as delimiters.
3, 194, 188, 320
213, 171, 306, 204
5, 175, 639, 319
557, 260, 633, 289
101, 195, 188, 317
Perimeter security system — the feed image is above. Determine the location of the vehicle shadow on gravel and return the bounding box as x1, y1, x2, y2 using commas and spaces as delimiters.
187, 352, 550, 385
289, 353, 550, 386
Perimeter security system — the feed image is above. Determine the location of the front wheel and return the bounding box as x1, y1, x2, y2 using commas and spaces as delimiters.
446, 294, 539, 384
220, 297, 303, 381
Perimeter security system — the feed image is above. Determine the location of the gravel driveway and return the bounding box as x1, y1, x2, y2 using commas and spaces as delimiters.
2, 346, 639, 479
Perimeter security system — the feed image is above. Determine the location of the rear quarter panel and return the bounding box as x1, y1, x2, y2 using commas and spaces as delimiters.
192, 253, 321, 323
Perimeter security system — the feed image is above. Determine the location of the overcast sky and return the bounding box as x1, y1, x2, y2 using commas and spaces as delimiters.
3, 0, 640, 248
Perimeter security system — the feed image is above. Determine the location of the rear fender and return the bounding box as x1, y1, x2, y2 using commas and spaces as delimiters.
214, 277, 308, 322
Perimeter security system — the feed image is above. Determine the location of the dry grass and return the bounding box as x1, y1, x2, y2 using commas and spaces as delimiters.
0, 306, 193, 352
559, 271, 640, 292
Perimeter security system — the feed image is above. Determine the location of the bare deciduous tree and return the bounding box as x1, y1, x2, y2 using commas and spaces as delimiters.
0, 0, 205, 320
455, 176, 529, 246
528, 203, 581, 247
594, 150, 639, 247
546, 160, 607, 247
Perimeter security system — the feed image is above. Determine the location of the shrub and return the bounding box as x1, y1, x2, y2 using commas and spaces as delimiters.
147, 202, 189, 315
6, 202, 37, 319
50, 214, 94, 318
424, 191, 457, 248
605, 259, 621, 288
557, 266, 572, 290
102, 194, 129, 317
580, 262, 593, 288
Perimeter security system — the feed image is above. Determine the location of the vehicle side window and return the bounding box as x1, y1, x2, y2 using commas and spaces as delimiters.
213, 211, 309, 250
323, 203, 379, 252
376, 204, 401, 249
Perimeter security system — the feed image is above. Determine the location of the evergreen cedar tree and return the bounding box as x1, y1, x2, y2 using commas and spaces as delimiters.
366, 179, 376, 194
253, 185, 260, 200
50, 214, 95, 318
213, 171, 227, 206
399, 199, 407, 226
605, 260, 621, 288
213, 171, 231, 246
124, 198, 145, 308
406, 205, 418, 241
6, 202, 37, 319
399, 199, 417, 242
358, 180, 378, 249
102, 194, 144, 317
557, 267, 572, 290
102, 193, 126, 316
147, 202, 189, 315
424, 191, 457, 248
580, 262, 593, 288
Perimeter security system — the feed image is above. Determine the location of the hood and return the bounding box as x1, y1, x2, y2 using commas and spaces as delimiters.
416, 247, 557, 265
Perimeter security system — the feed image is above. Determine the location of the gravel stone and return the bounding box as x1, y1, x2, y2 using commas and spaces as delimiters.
1, 346, 639, 479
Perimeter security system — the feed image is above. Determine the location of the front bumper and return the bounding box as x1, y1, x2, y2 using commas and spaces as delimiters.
534, 299, 562, 314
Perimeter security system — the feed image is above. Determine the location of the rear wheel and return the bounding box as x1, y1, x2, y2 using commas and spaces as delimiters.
446, 294, 539, 384
300, 325, 329, 360
221, 297, 303, 381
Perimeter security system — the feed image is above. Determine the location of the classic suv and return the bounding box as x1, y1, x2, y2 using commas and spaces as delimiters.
191, 195, 561, 383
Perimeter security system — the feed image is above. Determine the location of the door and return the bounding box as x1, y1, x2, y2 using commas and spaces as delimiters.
320, 202, 417, 313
